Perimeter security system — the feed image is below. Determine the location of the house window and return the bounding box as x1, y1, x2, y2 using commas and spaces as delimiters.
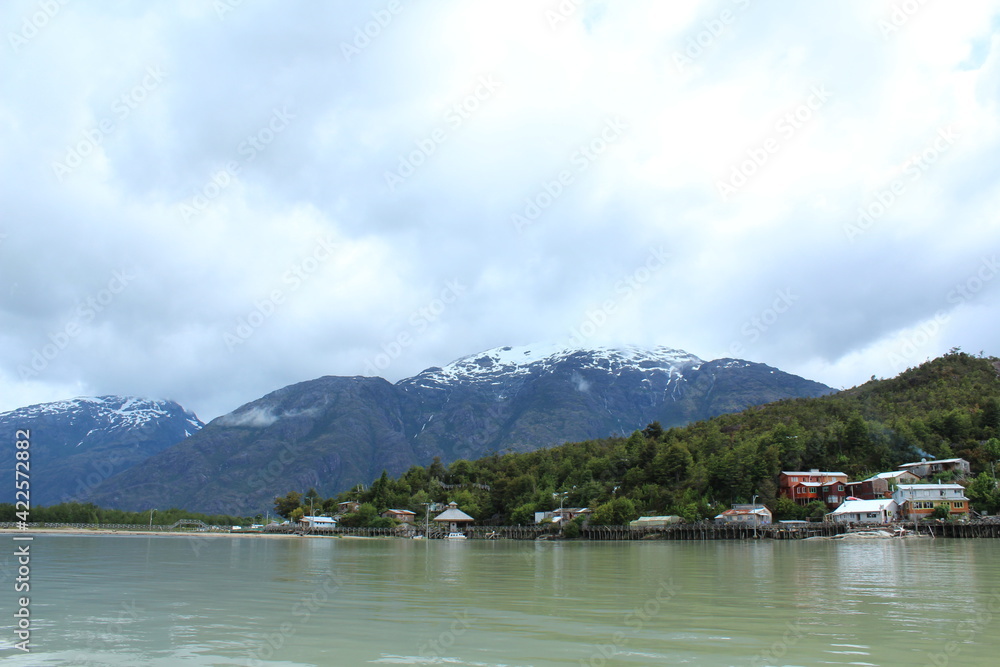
838, 485, 844, 491
789, 477, 798, 483
821, 486, 829, 493
953, 502, 964, 509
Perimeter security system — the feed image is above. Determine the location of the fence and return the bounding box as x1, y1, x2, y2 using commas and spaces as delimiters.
0, 522, 227, 532
6, 521, 998, 539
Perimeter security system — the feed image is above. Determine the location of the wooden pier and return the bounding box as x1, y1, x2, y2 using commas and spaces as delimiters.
10, 520, 997, 540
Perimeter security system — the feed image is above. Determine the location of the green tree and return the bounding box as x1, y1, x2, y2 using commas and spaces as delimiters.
652, 443, 693, 485
966, 472, 1000, 515
274, 491, 303, 518
590, 497, 638, 525
931, 504, 951, 521
642, 421, 664, 441
803, 501, 827, 521
289, 507, 305, 522
772, 497, 804, 521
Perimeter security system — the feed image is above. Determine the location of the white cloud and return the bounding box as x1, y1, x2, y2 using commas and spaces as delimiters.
1, 0, 998, 420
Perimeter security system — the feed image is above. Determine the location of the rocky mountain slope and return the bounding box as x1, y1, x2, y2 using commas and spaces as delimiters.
1, 396, 203, 506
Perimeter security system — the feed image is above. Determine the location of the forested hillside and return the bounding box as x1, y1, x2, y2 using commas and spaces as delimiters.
285, 352, 1000, 524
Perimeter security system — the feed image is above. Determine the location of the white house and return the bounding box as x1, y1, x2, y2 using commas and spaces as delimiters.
300, 516, 338, 528
826, 499, 899, 524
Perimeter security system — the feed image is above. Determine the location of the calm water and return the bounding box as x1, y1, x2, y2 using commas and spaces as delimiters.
1, 534, 998, 666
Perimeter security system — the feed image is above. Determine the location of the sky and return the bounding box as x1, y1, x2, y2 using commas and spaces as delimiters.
2, 0, 999, 422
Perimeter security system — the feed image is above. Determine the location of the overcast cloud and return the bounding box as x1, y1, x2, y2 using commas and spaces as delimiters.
2, 0, 999, 421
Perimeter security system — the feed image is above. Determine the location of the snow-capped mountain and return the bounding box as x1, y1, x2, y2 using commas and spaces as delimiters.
84, 345, 833, 515
1, 396, 203, 506
407, 344, 704, 387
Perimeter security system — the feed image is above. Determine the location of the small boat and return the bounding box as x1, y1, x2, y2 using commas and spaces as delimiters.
445, 532, 467, 540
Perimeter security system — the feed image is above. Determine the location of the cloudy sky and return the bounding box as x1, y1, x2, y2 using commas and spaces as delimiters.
2, 0, 998, 422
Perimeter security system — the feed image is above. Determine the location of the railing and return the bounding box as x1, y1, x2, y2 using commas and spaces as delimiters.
0, 522, 228, 531
6, 521, 997, 539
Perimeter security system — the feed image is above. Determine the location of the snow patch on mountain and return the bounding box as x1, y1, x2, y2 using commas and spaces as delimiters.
1, 396, 202, 433
406, 343, 705, 386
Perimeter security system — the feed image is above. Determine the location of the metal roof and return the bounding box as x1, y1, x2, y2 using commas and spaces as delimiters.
433, 508, 474, 522
829, 499, 897, 514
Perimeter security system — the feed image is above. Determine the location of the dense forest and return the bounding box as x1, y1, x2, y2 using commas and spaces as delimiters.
271, 352, 1000, 526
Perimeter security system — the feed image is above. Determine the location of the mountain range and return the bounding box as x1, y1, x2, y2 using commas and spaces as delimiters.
0, 396, 203, 506
3, 344, 833, 515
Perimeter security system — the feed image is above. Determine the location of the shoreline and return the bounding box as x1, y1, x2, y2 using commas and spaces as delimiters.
0, 527, 391, 539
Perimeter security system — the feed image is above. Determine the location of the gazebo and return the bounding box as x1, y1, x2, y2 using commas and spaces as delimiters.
433, 502, 474, 534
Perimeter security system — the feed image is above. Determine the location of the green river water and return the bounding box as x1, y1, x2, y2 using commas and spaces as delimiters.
1, 534, 997, 666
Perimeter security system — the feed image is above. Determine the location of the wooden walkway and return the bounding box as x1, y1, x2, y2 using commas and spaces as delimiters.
9, 521, 997, 540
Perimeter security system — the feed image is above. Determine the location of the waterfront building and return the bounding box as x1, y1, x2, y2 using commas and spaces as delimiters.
714, 504, 772, 525
778, 470, 849, 509
897, 458, 971, 480
381, 509, 417, 523
892, 484, 970, 521
826, 499, 900, 524
433, 502, 474, 534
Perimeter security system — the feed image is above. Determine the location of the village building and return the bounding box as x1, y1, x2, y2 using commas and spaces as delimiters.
381, 509, 417, 523
897, 458, 971, 480
778, 470, 849, 509
826, 499, 900, 524
893, 484, 970, 521
629, 516, 682, 529
337, 501, 361, 514
433, 502, 474, 534
714, 504, 772, 525
866, 470, 921, 487
299, 516, 337, 528
534, 507, 593, 524
843, 477, 890, 501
